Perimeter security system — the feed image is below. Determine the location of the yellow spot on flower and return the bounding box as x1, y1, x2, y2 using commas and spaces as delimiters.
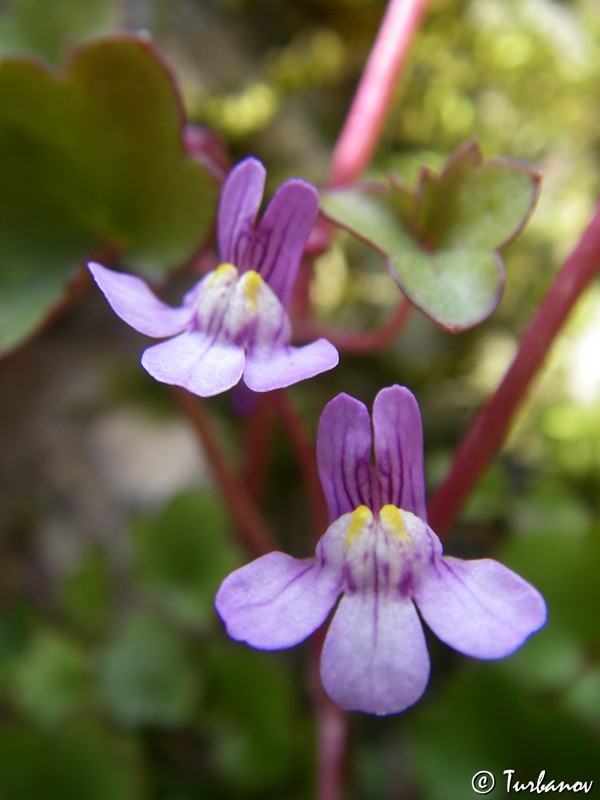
345, 505, 373, 547
380, 505, 409, 540
242, 270, 263, 310
211, 263, 238, 284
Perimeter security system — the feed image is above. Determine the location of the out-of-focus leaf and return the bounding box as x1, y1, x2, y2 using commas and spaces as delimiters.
415, 142, 540, 250
498, 527, 600, 696
0, 603, 34, 692
320, 187, 414, 255
320, 141, 539, 332
0, 35, 218, 355
201, 640, 313, 794
58, 546, 113, 637
0, 721, 142, 800
0, 0, 119, 64
12, 630, 90, 727
390, 247, 503, 331
564, 667, 600, 729
98, 610, 198, 728
132, 489, 241, 627
410, 667, 599, 800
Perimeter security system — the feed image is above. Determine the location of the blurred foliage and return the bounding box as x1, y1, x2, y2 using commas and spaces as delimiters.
1, 0, 600, 798
0, 0, 119, 63
0, 33, 217, 355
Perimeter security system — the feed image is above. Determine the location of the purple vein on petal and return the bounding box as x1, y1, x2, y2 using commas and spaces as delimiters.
218, 157, 266, 267
373, 385, 427, 520
88, 262, 193, 338
317, 393, 374, 520
250, 179, 319, 306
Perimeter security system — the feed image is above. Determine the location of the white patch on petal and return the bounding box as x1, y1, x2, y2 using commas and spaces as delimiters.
192, 264, 291, 354
321, 505, 437, 595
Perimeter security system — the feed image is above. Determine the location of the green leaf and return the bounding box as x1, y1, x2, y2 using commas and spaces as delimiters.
410, 667, 600, 800
390, 247, 503, 332
12, 630, 90, 727
58, 546, 113, 637
132, 489, 241, 627
320, 187, 414, 255
201, 640, 313, 794
0, 721, 142, 800
0, 35, 218, 355
498, 527, 600, 696
0, 0, 119, 64
416, 141, 541, 250
320, 141, 539, 332
98, 610, 199, 728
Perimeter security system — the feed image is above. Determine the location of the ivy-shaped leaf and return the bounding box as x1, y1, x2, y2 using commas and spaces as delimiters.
0, 35, 218, 356
320, 141, 540, 332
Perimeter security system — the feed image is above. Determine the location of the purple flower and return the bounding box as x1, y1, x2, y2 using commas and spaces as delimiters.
88, 157, 338, 397
215, 385, 547, 716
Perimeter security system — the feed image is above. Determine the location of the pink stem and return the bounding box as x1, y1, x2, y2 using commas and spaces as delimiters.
428, 199, 600, 536
328, 0, 428, 187
311, 630, 349, 800
174, 388, 275, 557
242, 395, 274, 504
270, 390, 329, 540
297, 296, 412, 355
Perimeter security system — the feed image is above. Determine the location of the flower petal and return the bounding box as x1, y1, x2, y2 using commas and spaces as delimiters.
247, 178, 319, 306
89, 262, 193, 337
317, 393, 374, 521
217, 157, 266, 267
141, 331, 245, 397
373, 385, 427, 519
215, 552, 342, 649
243, 339, 339, 392
320, 590, 430, 715
414, 556, 547, 659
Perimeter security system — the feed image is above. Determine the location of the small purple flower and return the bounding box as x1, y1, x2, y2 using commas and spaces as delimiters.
89, 157, 338, 396
215, 385, 547, 715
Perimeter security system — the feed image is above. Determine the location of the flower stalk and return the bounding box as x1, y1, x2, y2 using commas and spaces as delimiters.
428, 199, 600, 536
328, 0, 428, 187
174, 387, 275, 557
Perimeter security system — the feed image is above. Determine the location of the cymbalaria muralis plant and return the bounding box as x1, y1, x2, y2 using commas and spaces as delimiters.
5, 0, 600, 798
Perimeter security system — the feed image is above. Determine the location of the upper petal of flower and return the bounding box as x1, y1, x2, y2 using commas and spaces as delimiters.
243, 339, 339, 392
246, 177, 319, 306
89, 262, 194, 337
320, 589, 430, 715
141, 331, 245, 397
373, 386, 427, 520
215, 551, 343, 649
317, 394, 375, 521
217, 157, 266, 268
413, 554, 547, 659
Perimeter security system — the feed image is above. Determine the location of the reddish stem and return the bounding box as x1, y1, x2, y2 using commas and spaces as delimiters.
328, 0, 428, 187
242, 395, 274, 504
174, 387, 275, 557
298, 296, 412, 355
311, 630, 349, 800
270, 390, 329, 539
428, 200, 600, 536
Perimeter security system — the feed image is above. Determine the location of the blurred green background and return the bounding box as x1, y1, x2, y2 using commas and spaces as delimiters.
0, 0, 599, 797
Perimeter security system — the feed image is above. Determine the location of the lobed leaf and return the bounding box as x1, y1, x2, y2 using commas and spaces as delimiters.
320, 141, 540, 332
0, 35, 218, 355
